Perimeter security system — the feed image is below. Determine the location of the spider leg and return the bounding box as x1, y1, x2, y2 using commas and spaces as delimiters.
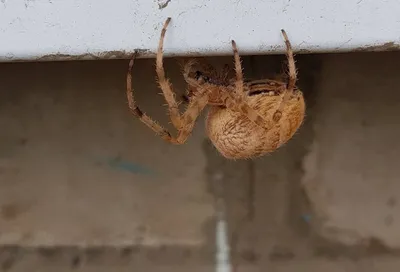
127, 54, 175, 143
174, 93, 209, 143
231, 40, 245, 96
127, 53, 208, 144
227, 41, 277, 130
155, 17, 185, 129
281, 29, 297, 92
272, 29, 297, 122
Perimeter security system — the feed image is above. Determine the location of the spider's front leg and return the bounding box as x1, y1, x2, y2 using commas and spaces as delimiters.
155, 17, 183, 130
129, 17, 211, 144
156, 17, 209, 132
126, 54, 175, 143
127, 53, 209, 145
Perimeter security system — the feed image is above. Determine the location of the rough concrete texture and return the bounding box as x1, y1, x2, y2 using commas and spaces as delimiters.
1, 51, 400, 271
0, 59, 216, 268
302, 51, 400, 248
211, 51, 400, 271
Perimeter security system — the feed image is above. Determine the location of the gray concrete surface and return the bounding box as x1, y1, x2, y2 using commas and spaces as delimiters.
209, 52, 400, 271
0, 59, 215, 247
0, 51, 400, 271
302, 52, 400, 248
0, 59, 217, 270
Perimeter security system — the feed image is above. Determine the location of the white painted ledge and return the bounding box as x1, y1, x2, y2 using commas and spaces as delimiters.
1, 0, 400, 62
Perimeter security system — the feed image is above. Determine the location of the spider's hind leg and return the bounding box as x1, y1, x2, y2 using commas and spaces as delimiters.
281, 29, 297, 92
273, 29, 298, 122
231, 40, 245, 97
227, 40, 277, 130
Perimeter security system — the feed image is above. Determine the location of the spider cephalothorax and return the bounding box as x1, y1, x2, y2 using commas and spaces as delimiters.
126, 17, 305, 159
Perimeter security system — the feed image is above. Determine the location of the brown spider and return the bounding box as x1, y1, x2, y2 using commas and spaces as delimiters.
126, 17, 305, 159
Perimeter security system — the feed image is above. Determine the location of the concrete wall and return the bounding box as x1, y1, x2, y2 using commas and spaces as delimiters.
0, 59, 217, 271
1, 51, 400, 271
303, 52, 400, 248
220, 51, 400, 271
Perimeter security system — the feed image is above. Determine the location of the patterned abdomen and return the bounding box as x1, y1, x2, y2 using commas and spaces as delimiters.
205, 93, 305, 159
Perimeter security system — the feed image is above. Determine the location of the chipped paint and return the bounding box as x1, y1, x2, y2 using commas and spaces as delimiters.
2, 41, 400, 63
0, 49, 153, 63
36, 49, 152, 62
353, 42, 400, 52
157, 0, 171, 9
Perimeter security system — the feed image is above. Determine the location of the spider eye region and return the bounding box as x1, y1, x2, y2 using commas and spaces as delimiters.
194, 71, 210, 83
194, 71, 202, 80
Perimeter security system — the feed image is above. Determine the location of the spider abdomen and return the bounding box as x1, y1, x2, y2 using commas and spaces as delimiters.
206, 93, 305, 159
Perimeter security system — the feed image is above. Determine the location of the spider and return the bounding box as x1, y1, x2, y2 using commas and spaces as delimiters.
126, 17, 305, 159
